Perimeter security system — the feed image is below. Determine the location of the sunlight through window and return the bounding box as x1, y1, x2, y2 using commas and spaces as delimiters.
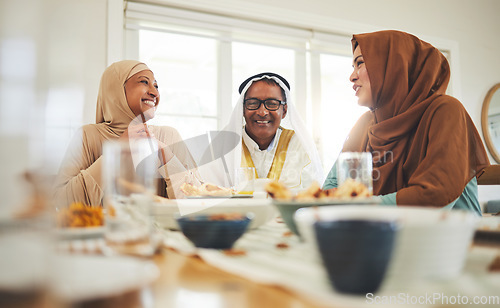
232, 42, 294, 107
138, 30, 218, 139
320, 54, 368, 172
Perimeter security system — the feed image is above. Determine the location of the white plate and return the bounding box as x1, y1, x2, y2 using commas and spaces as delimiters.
476, 215, 500, 231
187, 194, 253, 199
51, 254, 159, 302
0, 232, 50, 292
272, 197, 380, 207
152, 198, 276, 230
55, 226, 105, 239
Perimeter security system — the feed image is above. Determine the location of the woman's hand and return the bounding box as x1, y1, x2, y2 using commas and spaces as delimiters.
119, 123, 151, 141
119, 124, 174, 165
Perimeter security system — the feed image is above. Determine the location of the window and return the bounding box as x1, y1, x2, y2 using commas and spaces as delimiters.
122, 2, 454, 177
232, 42, 295, 108
319, 54, 368, 171
138, 30, 218, 139
124, 3, 362, 176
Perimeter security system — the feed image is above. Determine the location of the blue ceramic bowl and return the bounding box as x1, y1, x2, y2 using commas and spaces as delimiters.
314, 219, 398, 294
176, 214, 252, 249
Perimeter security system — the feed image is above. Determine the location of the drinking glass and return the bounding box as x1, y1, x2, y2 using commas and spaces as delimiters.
235, 167, 256, 195
337, 152, 373, 194
102, 139, 157, 257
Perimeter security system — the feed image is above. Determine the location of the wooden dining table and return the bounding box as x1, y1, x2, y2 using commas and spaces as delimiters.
2, 216, 499, 308
63, 243, 500, 308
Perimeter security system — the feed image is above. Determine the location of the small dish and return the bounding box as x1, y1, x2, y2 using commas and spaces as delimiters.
151, 198, 275, 230
186, 194, 253, 199
314, 219, 398, 294
176, 213, 252, 249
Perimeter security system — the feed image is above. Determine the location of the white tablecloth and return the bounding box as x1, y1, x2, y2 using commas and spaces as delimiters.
163, 220, 500, 307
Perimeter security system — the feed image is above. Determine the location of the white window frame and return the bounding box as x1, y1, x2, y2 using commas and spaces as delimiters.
109, 0, 461, 98
107, 0, 461, 166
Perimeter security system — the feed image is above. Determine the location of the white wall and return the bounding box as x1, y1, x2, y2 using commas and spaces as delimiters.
1, 0, 499, 211
0, 0, 107, 213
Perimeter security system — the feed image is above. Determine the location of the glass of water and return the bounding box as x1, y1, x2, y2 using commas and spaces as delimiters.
102, 139, 157, 257
337, 152, 373, 195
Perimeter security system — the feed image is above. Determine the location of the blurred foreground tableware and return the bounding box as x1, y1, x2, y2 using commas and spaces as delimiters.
474, 215, 500, 244
50, 254, 159, 303
295, 206, 479, 284
314, 219, 397, 294
176, 213, 252, 249
102, 139, 157, 257
0, 171, 52, 304
337, 152, 373, 195
0, 218, 50, 296
151, 197, 275, 230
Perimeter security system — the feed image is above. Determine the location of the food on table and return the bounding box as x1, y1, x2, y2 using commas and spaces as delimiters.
276, 242, 289, 249
295, 181, 328, 200
264, 181, 292, 200
182, 213, 246, 221
180, 182, 235, 197
57, 202, 104, 228
476, 220, 500, 231
333, 178, 372, 198
488, 256, 500, 272
207, 213, 245, 221
265, 179, 372, 201
179, 182, 200, 196
223, 248, 247, 256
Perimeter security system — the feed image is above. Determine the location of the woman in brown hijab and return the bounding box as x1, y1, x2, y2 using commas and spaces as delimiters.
323, 30, 489, 215
54, 60, 196, 206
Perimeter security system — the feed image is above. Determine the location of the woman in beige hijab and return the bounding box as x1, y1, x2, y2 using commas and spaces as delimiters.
54, 60, 196, 206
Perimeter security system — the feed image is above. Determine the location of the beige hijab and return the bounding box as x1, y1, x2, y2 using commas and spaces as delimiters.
54, 60, 186, 206
95, 60, 152, 136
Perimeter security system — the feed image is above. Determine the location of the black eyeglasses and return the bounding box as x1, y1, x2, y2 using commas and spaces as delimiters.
244, 98, 285, 111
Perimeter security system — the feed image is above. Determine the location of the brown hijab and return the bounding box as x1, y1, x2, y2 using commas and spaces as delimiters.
343, 30, 489, 206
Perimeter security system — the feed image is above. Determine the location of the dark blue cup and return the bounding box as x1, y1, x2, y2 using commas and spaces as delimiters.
314, 219, 398, 294
176, 214, 252, 249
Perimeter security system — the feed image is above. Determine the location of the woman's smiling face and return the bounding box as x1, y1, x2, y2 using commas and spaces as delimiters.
349, 45, 373, 109
124, 70, 159, 120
